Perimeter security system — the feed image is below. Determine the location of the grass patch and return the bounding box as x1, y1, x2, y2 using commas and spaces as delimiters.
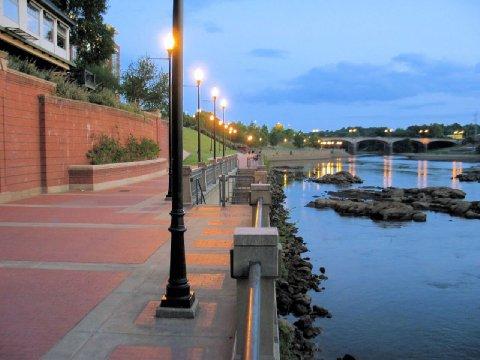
183, 127, 236, 165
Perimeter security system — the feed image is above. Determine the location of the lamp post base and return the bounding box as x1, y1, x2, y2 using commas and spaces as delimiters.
164, 194, 172, 201
156, 292, 198, 319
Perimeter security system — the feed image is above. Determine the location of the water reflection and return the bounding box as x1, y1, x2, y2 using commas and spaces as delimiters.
417, 160, 428, 188
451, 161, 463, 189
282, 156, 468, 192
383, 156, 393, 188
315, 159, 344, 178
348, 157, 357, 177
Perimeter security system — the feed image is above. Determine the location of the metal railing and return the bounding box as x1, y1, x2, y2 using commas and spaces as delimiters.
254, 197, 263, 228
243, 262, 261, 360
191, 177, 205, 205
241, 196, 266, 360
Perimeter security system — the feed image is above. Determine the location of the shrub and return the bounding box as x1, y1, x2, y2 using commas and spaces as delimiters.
86, 135, 125, 165
86, 134, 160, 165
52, 75, 89, 102
6, 54, 142, 115
8, 56, 48, 79
88, 88, 118, 107
139, 137, 161, 160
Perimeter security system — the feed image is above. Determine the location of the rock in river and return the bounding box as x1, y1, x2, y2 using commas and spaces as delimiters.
307, 186, 480, 221
307, 171, 363, 185
456, 167, 480, 182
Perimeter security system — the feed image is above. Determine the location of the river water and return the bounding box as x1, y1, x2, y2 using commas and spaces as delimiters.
283, 155, 480, 360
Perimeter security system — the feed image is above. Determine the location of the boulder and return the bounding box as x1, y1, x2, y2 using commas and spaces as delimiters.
309, 186, 478, 221
308, 171, 363, 185
456, 167, 480, 182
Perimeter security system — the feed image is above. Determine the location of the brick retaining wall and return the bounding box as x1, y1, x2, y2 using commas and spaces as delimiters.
0, 68, 168, 202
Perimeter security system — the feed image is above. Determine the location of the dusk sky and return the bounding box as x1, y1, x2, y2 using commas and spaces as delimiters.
105, 0, 480, 131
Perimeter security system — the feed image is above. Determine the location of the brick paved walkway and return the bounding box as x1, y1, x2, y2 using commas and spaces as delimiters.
0, 175, 250, 359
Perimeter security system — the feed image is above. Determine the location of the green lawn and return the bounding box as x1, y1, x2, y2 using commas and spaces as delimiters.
183, 127, 237, 165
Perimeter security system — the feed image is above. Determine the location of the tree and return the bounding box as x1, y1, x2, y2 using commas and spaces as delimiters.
54, 0, 116, 66
269, 128, 282, 146
293, 132, 305, 148
122, 57, 169, 116
87, 63, 120, 91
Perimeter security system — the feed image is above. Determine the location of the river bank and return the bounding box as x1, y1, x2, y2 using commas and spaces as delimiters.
263, 148, 350, 168
269, 170, 330, 359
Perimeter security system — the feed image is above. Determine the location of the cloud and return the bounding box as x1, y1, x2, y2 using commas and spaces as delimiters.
203, 21, 223, 33
249, 54, 480, 104
397, 101, 446, 110
249, 48, 289, 59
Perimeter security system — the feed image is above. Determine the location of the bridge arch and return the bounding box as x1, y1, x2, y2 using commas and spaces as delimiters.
427, 139, 458, 151
356, 138, 392, 154
392, 138, 426, 153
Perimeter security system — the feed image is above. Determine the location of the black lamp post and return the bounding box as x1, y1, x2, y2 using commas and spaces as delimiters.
194, 69, 204, 163
211, 87, 219, 160
157, 0, 196, 314
164, 35, 174, 200
209, 115, 214, 152
221, 99, 227, 158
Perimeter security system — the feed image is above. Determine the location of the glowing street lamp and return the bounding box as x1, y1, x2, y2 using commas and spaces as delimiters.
247, 135, 253, 142
211, 87, 220, 159
157, 0, 196, 316
194, 68, 204, 162
221, 99, 228, 157
349, 128, 358, 136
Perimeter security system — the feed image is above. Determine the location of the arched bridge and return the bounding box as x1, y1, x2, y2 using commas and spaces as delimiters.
324, 137, 460, 155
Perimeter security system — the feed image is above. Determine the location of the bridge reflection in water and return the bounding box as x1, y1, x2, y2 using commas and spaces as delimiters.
417, 160, 428, 188
451, 161, 463, 189
383, 156, 393, 188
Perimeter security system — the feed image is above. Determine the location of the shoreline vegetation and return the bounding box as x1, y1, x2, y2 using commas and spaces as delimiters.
269, 170, 339, 359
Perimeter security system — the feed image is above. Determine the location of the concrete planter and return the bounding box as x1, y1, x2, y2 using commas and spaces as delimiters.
69, 158, 168, 191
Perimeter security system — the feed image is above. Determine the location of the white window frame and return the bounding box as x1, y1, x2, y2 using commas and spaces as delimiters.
56, 21, 67, 49
27, 2, 41, 35
3, 0, 19, 23
43, 11, 54, 43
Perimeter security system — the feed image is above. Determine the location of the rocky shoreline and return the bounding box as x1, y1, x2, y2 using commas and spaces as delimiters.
307, 186, 480, 221
269, 170, 331, 359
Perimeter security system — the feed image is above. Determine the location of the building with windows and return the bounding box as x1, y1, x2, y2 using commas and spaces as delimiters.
0, 0, 75, 70
106, 27, 120, 79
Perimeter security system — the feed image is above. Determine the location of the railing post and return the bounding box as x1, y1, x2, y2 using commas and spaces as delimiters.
198, 162, 207, 192
254, 170, 268, 184
250, 184, 271, 227
182, 166, 193, 204
232, 227, 281, 360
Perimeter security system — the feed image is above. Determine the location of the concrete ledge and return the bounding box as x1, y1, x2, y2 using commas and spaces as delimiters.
69, 158, 168, 192
232, 227, 280, 278
0, 187, 43, 204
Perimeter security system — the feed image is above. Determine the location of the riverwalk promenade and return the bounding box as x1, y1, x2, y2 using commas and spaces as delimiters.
0, 170, 251, 359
